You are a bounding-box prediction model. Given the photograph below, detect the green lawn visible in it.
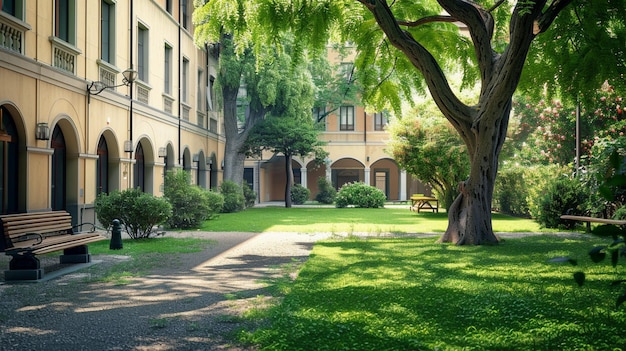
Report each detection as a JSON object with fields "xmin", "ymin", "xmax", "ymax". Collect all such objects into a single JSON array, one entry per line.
[
  {"xmin": 243, "ymin": 235, "xmax": 626, "ymax": 350},
  {"xmin": 200, "ymin": 207, "xmax": 558, "ymax": 234}
]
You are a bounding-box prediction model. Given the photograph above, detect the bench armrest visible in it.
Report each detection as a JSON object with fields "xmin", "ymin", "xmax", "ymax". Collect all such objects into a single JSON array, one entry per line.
[
  {"xmin": 13, "ymin": 232, "xmax": 43, "ymax": 246},
  {"xmin": 72, "ymin": 222, "xmax": 96, "ymax": 234}
]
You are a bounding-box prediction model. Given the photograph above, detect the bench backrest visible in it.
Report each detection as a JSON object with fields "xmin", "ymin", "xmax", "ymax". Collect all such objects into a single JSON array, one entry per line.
[{"xmin": 0, "ymin": 211, "xmax": 73, "ymax": 252}]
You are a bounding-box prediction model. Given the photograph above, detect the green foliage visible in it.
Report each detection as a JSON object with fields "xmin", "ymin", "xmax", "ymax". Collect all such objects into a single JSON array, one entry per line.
[
  {"xmin": 335, "ymin": 182, "xmax": 386, "ymax": 209},
  {"xmin": 290, "ymin": 184, "xmax": 310, "ymax": 205},
  {"xmin": 219, "ymin": 180, "xmax": 245, "ymax": 213},
  {"xmin": 537, "ymin": 176, "xmax": 588, "ymax": 229},
  {"xmin": 242, "ymin": 182, "xmax": 257, "ymax": 208},
  {"xmin": 94, "ymin": 188, "xmax": 172, "ymax": 239},
  {"xmin": 520, "ymin": 2, "xmax": 626, "ymax": 104},
  {"xmin": 164, "ymin": 170, "xmax": 223, "ymax": 229},
  {"xmin": 494, "ymin": 166, "xmax": 529, "ymax": 217},
  {"xmin": 315, "ymin": 177, "xmax": 336, "ymax": 204},
  {"xmin": 387, "ymin": 109, "xmax": 469, "ymax": 210}
]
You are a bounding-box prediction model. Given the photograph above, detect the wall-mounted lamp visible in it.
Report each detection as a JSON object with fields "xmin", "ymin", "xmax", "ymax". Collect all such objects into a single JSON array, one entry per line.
[
  {"xmin": 193, "ymin": 153, "xmax": 200, "ymax": 163},
  {"xmin": 221, "ymin": 160, "xmax": 225, "ymax": 170},
  {"xmin": 206, "ymin": 159, "xmax": 213, "ymax": 165},
  {"xmin": 87, "ymin": 68, "xmax": 138, "ymax": 98},
  {"xmin": 124, "ymin": 140, "xmax": 133, "ymax": 153},
  {"xmin": 35, "ymin": 122, "xmax": 50, "ymax": 140},
  {"xmin": 158, "ymin": 147, "xmax": 167, "ymax": 158}
]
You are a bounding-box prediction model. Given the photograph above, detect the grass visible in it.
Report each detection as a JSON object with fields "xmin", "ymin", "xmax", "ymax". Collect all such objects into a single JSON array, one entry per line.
[
  {"xmin": 241, "ymin": 235, "xmax": 626, "ymax": 350},
  {"xmin": 200, "ymin": 207, "xmax": 557, "ymax": 234},
  {"xmin": 86, "ymin": 237, "xmax": 216, "ymax": 284}
]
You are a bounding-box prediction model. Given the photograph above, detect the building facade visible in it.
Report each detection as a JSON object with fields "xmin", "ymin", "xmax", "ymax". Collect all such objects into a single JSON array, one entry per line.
[
  {"xmin": 0, "ymin": 1, "xmax": 223, "ymax": 223},
  {"xmin": 245, "ymin": 47, "xmax": 430, "ymax": 203}
]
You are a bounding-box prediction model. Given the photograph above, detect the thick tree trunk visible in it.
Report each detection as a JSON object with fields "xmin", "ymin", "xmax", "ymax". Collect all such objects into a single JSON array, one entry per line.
[
  {"xmin": 221, "ymin": 80, "xmax": 246, "ymax": 186},
  {"xmin": 439, "ymin": 103, "xmax": 511, "ymax": 245},
  {"xmin": 285, "ymin": 154, "xmax": 293, "ymax": 208}
]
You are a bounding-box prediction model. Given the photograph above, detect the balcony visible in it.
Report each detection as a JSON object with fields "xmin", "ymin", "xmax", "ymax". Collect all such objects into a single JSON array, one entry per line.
[{"xmin": 0, "ymin": 12, "xmax": 30, "ymax": 54}]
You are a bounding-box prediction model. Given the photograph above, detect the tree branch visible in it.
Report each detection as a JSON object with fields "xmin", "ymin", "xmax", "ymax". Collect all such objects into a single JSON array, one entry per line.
[
  {"xmin": 360, "ymin": 0, "xmax": 474, "ymax": 123},
  {"xmin": 536, "ymin": 0, "xmax": 575, "ymax": 34}
]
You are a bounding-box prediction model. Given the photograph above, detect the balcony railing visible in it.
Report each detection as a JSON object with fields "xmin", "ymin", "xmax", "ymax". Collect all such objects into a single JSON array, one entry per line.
[{"xmin": 0, "ymin": 12, "xmax": 29, "ymax": 54}]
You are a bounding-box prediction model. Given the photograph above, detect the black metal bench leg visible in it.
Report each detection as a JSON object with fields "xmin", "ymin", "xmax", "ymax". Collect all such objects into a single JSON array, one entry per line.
[
  {"xmin": 5, "ymin": 254, "xmax": 43, "ymax": 280},
  {"xmin": 60, "ymin": 245, "xmax": 92, "ymax": 264}
]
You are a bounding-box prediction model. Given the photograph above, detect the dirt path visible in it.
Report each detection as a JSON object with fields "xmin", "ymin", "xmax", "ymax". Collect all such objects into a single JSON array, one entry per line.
[{"xmin": 0, "ymin": 231, "xmax": 330, "ymax": 351}]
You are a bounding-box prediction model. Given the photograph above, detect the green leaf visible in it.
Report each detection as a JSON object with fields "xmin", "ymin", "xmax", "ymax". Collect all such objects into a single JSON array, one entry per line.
[{"xmin": 573, "ymin": 271, "xmax": 586, "ymax": 287}]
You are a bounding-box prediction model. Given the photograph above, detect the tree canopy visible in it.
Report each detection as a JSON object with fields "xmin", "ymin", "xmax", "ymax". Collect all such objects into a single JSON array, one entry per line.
[{"xmin": 194, "ymin": 0, "xmax": 626, "ymax": 244}]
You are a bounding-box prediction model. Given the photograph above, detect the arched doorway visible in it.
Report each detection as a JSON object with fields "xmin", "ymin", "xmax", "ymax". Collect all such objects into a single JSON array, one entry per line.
[
  {"xmin": 96, "ymin": 136, "xmax": 109, "ymax": 195},
  {"xmin": 0, "ymin": 106, "xmax": 20, "ymax": 214},
  {"xmin": 134, "ymin": 142, "xmax": 145, "ymax": 191},
  {"xmin": 51, "ymin": 125, "xmax": 67, "ymax": 210}
]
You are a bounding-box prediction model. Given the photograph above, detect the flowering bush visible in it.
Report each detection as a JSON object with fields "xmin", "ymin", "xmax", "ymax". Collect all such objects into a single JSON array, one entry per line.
[{"xmin": 335, "ymin": 182, "xmax": 386, "ymax": 208}]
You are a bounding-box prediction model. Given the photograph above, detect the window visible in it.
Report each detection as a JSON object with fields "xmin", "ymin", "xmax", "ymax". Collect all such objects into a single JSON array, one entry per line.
[
  {"xmin": 166, "ymin": 0, "xmax": 173, "ymax": 14},
  {"xmin": 55, "ymin": 0, "xmax": 76, "ymax": 44},
  {"xmin": 2, "ymin": 0, "xmax": 23, "ymax": 18},
  {"xmin": 137, "ymin": 24, "xmax": 148, "ymax": 82},
  {"xmin": 164, "ymin": 45, "xmax": 172, "ymax": 95},
  {"xmin": 182, "ymin": 58, "xmax": 189, "ymax": 103},
  {"xmin": 101, "ymin": 0, "xmax": 115, "ymax": 63},
  {"xmin": 340, "ymin": 106, "xmax": 355, "ymax": 131},
  {"xmin": 182, "ymin": 0, "xmax": 190, "ymax": 29},
  {"xmin": 339, "ymin": 62, "xmax": 354, "ymax": 83},
  {"xmin": 374, "ymin": 112, "xmax": 387, "ymax": 131},
  {"xmin": 197, "ymin": 69, "xmax": 204, "ymax": 111}
]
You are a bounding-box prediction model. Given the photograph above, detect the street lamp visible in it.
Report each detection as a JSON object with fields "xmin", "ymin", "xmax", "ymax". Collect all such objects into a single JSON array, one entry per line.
[
  {"xmin": 87, "ymin": 68, "xmax": 138, "ymax": 156},
  {"xmin": 87, "ymin": 68, "xmax": 138, "ymax": 99}
]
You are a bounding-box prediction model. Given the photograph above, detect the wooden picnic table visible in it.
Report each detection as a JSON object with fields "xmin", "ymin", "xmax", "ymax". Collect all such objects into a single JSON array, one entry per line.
[{"xmin": 410, "ymin": 195, "xmax": 439, "ymax": 213}]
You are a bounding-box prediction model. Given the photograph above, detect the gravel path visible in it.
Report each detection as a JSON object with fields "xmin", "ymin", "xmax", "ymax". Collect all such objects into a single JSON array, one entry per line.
[{"xmin": 0, "ymin": 231, "xmax": 332, "ymax": 351}]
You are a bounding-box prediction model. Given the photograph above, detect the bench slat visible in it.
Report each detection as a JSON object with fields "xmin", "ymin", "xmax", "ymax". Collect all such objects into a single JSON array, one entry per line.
[
  {"xmin": 31, "ymin": 235, "xmax": 106, "ymax": 255},
  {"xmin": 560, "ymin": 215, "xmax": 626, "ymax": 226}
]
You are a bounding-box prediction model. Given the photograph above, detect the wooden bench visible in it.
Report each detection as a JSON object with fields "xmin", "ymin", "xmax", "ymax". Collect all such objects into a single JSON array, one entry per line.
[
  {"xmin": 1, "ymin": 211, "xmax": 107, "ymax": 280},
  {"xmin": 560, "ymin": 215, "xmax": 626, "ymax": 233}
]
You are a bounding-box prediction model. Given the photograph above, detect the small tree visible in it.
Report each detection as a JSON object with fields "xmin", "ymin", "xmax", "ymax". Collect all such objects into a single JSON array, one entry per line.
[
  {"xmin": 247, "ymin": 115, "xmax": 327, "ymax": 208},
  {"xmin": 387, "ymin": 111, "xmax": 469, "ymax": 210}
]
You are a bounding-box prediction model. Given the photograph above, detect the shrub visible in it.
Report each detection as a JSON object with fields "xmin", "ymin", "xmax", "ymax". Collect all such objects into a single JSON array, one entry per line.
[
  {"xmin": 335, "ymin": 182, "xmax": 386, "ymax": 208},
  {"xmin": 164, "ymin": 170, "xmax": 223, "ymax": 229},
  {"xmin": 537, "ymin": 176, "xmax": 588, "ymax": 229},
  {"xmin": 243, "ymin": 182, "xmax": 257, "ymax": 208},
  {"xmin": 205, "ymin": 190, "xmax": 225, "ymax": 217},
  {"xmin": 94, "ymin": 188, "xmax": 172, "ymax": 239},
  {"xmin": 291, "ymin": 184, "xmax": 310, "ymax": 205},
  {"xmin": 315, "ymin": 177, "xmax": 336, "ymax": 204},
  {"xmin": 219, "ymin": 180, "xmax": 245, "ymax": 213},
  {"xmin": 494, "ymin": 167, "xmax": 529, "ymax": 216}
]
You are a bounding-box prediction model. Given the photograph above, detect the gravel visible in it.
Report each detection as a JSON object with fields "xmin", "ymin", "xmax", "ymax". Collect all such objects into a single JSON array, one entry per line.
[{"xmin": 0, "ymin": 231, "xmax": 331, "ymax": 351}]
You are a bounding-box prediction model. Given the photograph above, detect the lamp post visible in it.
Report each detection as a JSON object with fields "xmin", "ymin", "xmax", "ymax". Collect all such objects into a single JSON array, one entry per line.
[{"xmin": 87, "ymin": 68, "xmax": 138, "ymax": 155}]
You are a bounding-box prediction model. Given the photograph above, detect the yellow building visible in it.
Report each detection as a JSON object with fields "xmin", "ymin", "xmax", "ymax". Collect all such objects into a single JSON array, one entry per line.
[
  {"xmin": 0, "ymin": 1, "xmax": 223, "ymax": 223},
  {"xmin": 245, "ymin": 47, "xmax": 430, "ymax": 203}
]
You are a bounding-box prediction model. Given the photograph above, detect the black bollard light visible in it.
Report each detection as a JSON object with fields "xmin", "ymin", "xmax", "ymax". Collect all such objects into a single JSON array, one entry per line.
[{"xmin": 110, "ymin": 219, "xmax": 123, "ymax": 250}]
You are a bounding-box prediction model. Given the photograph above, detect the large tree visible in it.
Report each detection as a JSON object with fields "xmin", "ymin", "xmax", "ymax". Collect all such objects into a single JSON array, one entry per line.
[{"xmin": 198, "ymin": 0, "xmax": 625, "ymax": 244}]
